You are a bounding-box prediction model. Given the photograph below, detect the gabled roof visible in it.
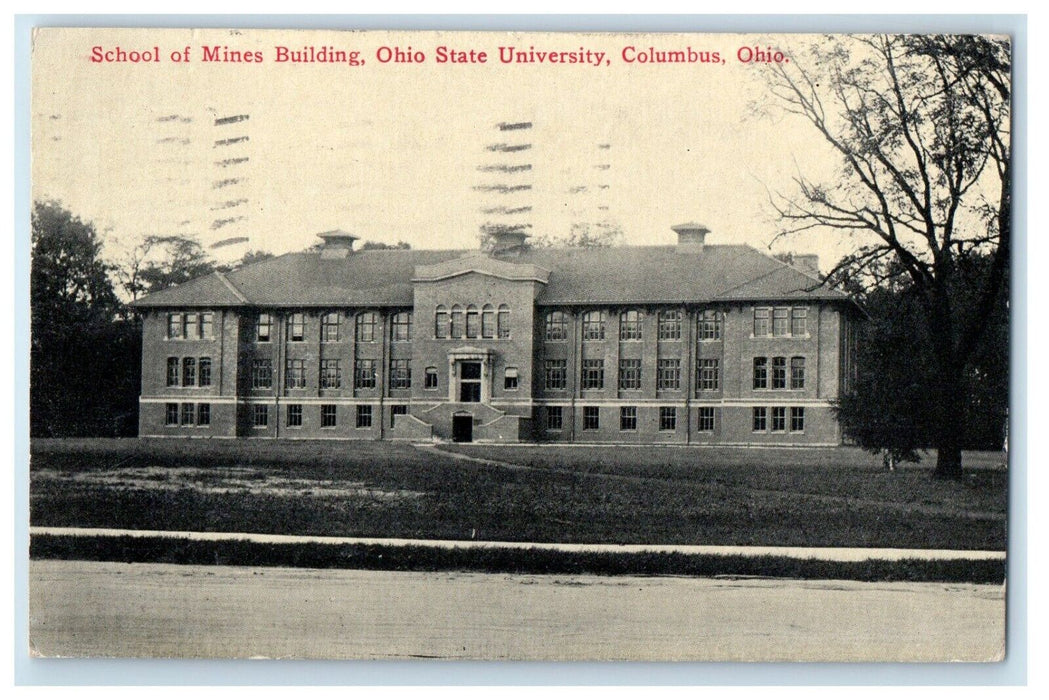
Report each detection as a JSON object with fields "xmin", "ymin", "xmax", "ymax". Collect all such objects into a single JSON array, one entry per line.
[{"xmin": 131, "ymin": 243, "xmax": 851, "ymax": 309}]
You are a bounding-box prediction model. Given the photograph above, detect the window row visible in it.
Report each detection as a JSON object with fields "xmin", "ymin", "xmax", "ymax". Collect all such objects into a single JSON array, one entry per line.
[
  {"xmin": 434, "ymin": 305, "xmax": 510, "ymax": 340},
  {"xmin": 544, "ymin": 309, "xmax": 724, "ymax": 342},
  {"xmin": 753, "ymin": 357, "xmax": 806, "ymax": 390},
  {"xmin": 753, "ymin": 307, "xmax": 808, "ymax": 337},
  {"xmin": 545, "ymin": 405, "xmax": 716, "ymax": 432},
  {"xmin": 250, "ymin": 403, "xmax": 407, "ymax": 429},
  {"xmin": 164, "ymin": 402, "xmax": 211, "ymax": 426},
  {"xmin": 254, "ymin": 311, "xmax": 412, "ymax": 343},
  {"xmin": 543, "ymin": 358, "xmax": 721, "ymax": 391},
  {"xmin": 167, "ymin": 312, "xmax": 214, "ymax": 340},
  {"xmin": 166, "ymin": 357, "xmax": 212, "ymax": 387},
  {"xmin": 752, "ymin": 406, "xmax": 806, "ymax": 433}
]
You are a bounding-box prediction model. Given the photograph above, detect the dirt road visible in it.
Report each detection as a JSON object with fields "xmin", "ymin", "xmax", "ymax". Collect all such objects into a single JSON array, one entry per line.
[{"xmin": 29, "ymin": 560, "xmax": 1005, "ymax": 661}]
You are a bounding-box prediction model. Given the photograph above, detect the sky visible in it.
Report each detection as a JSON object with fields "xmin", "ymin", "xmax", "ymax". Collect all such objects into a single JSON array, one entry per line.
[{"xmin": 32, "ymin": 28, "xmax": 849, "ymax": 267}]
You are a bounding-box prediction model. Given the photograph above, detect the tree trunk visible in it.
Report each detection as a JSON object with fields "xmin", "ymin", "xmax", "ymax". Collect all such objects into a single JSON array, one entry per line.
[{"xmin": 929, "ymin": 285, "xmax": 966, "ymax": 479}]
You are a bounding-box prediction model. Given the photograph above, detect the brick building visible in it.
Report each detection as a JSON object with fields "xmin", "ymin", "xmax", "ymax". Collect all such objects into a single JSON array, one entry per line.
[{"xmin": 131, "ymin": 224, "xmax": 860, "ymax": 445}]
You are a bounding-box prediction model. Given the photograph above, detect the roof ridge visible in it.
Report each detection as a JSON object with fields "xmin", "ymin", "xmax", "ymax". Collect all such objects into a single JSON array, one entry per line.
[{"xmin": 213, "ymin": 270, "xmax": 250, "ymax": 304}]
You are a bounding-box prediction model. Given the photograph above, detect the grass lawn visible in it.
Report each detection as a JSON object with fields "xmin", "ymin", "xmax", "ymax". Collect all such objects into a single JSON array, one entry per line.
[{"xmin": 30, "ymin": 438, "xmax": 1007, "ymax": 551}]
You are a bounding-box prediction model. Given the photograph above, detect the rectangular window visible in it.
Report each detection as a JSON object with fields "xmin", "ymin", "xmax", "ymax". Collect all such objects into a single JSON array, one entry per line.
[
  {"xmin": 752, "ymin": 407, "xmax": 767, "ymax": 432},
  {"xmin": 321, "ymin": 359, "xmax": 342, "ymax": 389},
  {"xmin": 180, "ymin": 403, "xmax": 195, "ymax": 426},
  {"xmin": 771, "ymin": 406, "xmax": 787, "ymax": 432},
  {"xmin": 183, "ymin": 312, "xmax": 199, "ymax": 340},
  {"xmin": 166, "ymin": 357, "xmax": 179, "ymax": 387},
  {"xmin": 256, "ymin": 313, "xmax": 272, "ymax": 342},
  {"xmin": 198, "ymin": 357, "xmax": 212, "ymax": 387},
  {"xmin": 252, "ymin": 404, "xmax": 268, "ymax": 428},
  {"xmin": 165, "ymin": 403, "xmax": 179, "ymax": 426},
  {"xmin": 657, "ymin": 359, "xmax": 681, "ymax": 390},
  {"xmin": 545, "ymin": 312, "xmax": 569, "ymax": 342},
  {"xmin": 753, "ymin": 357, "xmax": 768, "ymax": 389},
  {"xmin": 197, "ymin": 403, "xmax": 211, "ymax": 426},
  {"xmin": 356, "ymin": 405, "xmax": 373, "ymax": 428},
  {"xmin": 167, "ymin": 313, "xmax": 182, "ymax": 339},
  {"xmin": 699, "ymin": 310, "xmax": 721, "ymax": 341},
  {"xmin": 321, "ymin": 404, "xmax": 337, "ymax": 428},
  {"xmin": 583, "ymin": 406, "xmax": 600, "ymax": 430},
  {"xmin": 581, "ymin": 359, "xmax": 604, "ymax": 390},
  {"xmin": 658, "ymin": 310, "xmax": 682, "ymax": 340},
  {"xmin": 791, "ymin": 407, "xmax": 805, "ymax": 432},
  {"xmin": 251, "ymin": 359, "xmax": 272, "ymax": 389},
  {"xmin": 390, "ymin": 359, "xmax": 411, "ymax": 390},
  {"xmin": 791, "ymin": 307, "xmax": 808, "ymax": 336},
  {"xmin": 582, "ymin": 312, "xmax": 606, "ymax": 341},
  {"xmin": 286, "ymin": 404, "xmax": 303, "ymax": 427},
  {"xmin": 321, "ymin": 313, "xmax": 340, "ymax": 343},
  {"xmin": 620, "ymin": 406, "xmax": 637, "ymax": 431},
  {"xmin": 773, "ymin": 308, "xmax": 790, "ymax": 337},
  {"xmin": 424, "ymin": 367, "xmax": 439, "ymax": 390},
  {"xmin": 504, "ymin": 367, "xmax": 519, "ymax": 390},
  {"xmin": 392, "ymin": 312, "xmax": 412, "ymax": 342},
  {"xmin": 391, "ymin": 404, "xmax": 408, "ymax": 427},
  {"xmin": 182, "ymin": 357, "xmax": 196, "ymax": 387},
  {"xmin": 698, "ymin": 359, "xmax": 720, "ymax": 390},
  {"xmin": 754, "ymin": 307, "xmax": 770, "ymax": 337},
  {"xmin": 546, "ymin": 406, "xmax": 563, "ymax": 431},
  {"xmin": 545, "ymin": 360, "xmax": 567, "ymax": 390},
  {"xmin": 772, "ymin": 357, "xmax": 787, "ymax": 389},
  {"xmin": 288, "ymin": 313, "xmax": 306, "ymax": 342},
  {"xmin": 355, "ymin": 359, "xmax": 376, "ymax": 389},
  {"xmin": 200, "ymin": 312, "xmax": 213, "ymax": 339},
  {"xmin": 791, "ymin": 357, "xmax": 806, "ymax": 389},
  {"xmin": 620, "ymin": 311, "xmax": 643, "ymax": 341},
  {"xmin": 659, "ymin": 407, "xmax": 677, "ymax": 431},
  {"xmin": 619, "ymin": 359, "xmax": 642, "ymax": 390},
  {"xmin": 357, "ymin": 312, "xmax": 378, "ymax": 342},
  {"xmin": 285, "ymin": 359, "xmax": 306, "ymax": 389},
  {"xmin": 698, "ymin": 407, "xmax": 715, "ymax": 432}
]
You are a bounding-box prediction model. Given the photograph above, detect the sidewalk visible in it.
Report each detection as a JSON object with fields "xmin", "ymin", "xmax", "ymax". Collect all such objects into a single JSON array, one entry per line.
[{"xmin": 30, "ymin": 526, "xmax": 1006, "ymax": 562}]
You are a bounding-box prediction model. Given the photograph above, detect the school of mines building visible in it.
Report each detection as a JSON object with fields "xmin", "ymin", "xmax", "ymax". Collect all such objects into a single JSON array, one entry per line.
[{"xmin": 131, "ymin": 224, "xmax": 860, "ymax": 445}]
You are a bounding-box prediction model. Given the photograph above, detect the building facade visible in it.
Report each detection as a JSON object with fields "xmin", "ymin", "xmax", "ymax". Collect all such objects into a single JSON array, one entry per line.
[{"xmin": 132, "ymin": 224, "xmax": 860, "ymax": 445}]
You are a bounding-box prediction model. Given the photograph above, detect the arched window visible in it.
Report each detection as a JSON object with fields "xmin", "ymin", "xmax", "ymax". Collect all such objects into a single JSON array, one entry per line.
[
  {"xmin": 620, "ymin": 309, "xmax": 643, "ymax": 341},
  {"xmin": 356, "ymin": 311, "xmax": 377, "ymax": 342},
  {"xmin": 482, "ymin": 304, "xmax": 495, "ymax": 338},
  {"xmin": 391, "ymin": 311, "xmax": 412, "ymax": 342},
  {"xmin": 545, "ymin": 311, "xmax": 568, "ymax": 342},
  {"xmin": 450, "ymin": 305, "xmax": 464, "ymax": 339},
  {"xmin": 582, "ymin": 310, "xmax": 606, "ymax": 341},
  {"xmin": 657, "ymin": 309, "xmax": 682, "ymax": 340},
  {"xmin": 466, "ymin": 305, "xmax": 480, "ymax": 339},
  {"xmin": 497, "ymin": 305, "xmax": 510, "ymax": 338},
  {"xmin": 435, "ymin": 305, "xmax": 448, "ymax": 339},
  {"xmin": 321, "ymin": 312, "xmax": 341, "ymax": 343}
]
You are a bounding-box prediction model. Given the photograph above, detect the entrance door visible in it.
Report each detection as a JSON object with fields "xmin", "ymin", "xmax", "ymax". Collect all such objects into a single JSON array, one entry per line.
[
  {"xmin": 452, "ymin": 415, "xmax": 473, "ymax": 443},
  {"xmin": 458, "ymin": 361, "xmax": 482, "ymax": 402}
]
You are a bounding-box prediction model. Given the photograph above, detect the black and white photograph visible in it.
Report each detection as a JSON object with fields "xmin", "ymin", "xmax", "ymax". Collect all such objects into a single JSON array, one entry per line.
[{"xmin": 26, "ymin": 26, "xmax": 1012, "ymax": 664}]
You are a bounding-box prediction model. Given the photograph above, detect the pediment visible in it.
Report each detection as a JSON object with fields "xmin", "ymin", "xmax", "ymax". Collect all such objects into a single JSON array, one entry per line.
[{"xmin": 413, "ymin": 253, "xmax": 549, "ymax": 284}]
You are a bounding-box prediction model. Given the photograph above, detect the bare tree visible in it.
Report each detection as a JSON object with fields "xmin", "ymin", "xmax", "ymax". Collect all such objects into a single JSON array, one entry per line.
[{"xmin": 761, "ymin": 34, "xmax": 1010, "ymax": 477}]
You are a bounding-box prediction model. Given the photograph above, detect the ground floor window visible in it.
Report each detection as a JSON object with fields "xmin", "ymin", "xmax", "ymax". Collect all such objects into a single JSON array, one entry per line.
[
  {"xmin": 546, "ymin": 406, "xmax": 563, "ymax": 431},
  {"xmin": 286, "ymin": 403, "xmax": 303, "ymax": 428},
  {"xmin": 321, "ymin": 404, "xmax": 337, "ymax": 428},
  {"xmin": 165, "ymin": 403, "xmax": 179, "ymax": 426},
  {"xmin": 791, "ymin": 407, "xmax": 805, "ymax": 432},
  {"xmin": 253, "ymin": 404, "xmax": 269, "ymax": 428},
  {"xmin": 620, "ymin": 406, "xmax": 637, "ymax": 431},
  {"xmin": 197, "ymin": 403, "xmax": 210, "ymax": 426},
  {"xmin": 697, "ymin": 407, "xmax": 715, "ymax": 432},
  {"xmin": 391, "ymin": 404, "xmax": 408, "ymax": 427},
  {"xmin": 752, "ymin": 407, "xmax": 767, "ymax": 432},
  {"xmin": 424, "ymin": 367, "xmax": 438, "ymax": 390},
  {"xmin": 771, "ymin": 406, "xmax": 787, "ymax": 432},
  {"xmin": 583, "ymin": 406, "xmax": 600, "ymax": 430},
  {"xmin": 357, "ymin": 404, "xmax": 373, "ymax": 428},
  {"xmin": 659, "ymin": 406, "xmax": 677, "ymax": 431},
  {"xmin": 180, "ymin": 403, "xmax": 195, "ymax": 426}
]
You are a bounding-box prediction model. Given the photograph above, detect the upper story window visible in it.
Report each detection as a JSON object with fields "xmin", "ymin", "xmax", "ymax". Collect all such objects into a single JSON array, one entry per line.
[
  {"xmin": 754, "ymin": 308, "xmax": 770, "ymax": 337},
  {"xmin": 791, "ymin": 308, "xmax": 808, "ymax": 336},
  {"xmin": 620, "ymin": 310, "xmax": 643, "ymax": 341},
  {"xmin": 199, "ymin": 313, "xmax": 213, "ymax": 339},
  {"xmin": 285, "ymin": 359, "xmax": 306, "ymax": 389},
  {"xmin": 287, "ymin": 313, "xmax": 306, "ymax": 342},
  {"xmin": 435, "ymin": 305, "xmax": 449, "ymax": 339},
  {"xmin": 545, "ymin": 359, "xmax": 567, "ymax": 390},
  {"xmin": 450, "ymin": 305, "xmax": 464, "ymax": 339},
  {"xmin": 356, "ymin": 311, "xmax": 377, "ymax": 343},
  {"xmin": 753, "ymin": 306, "xmax": 809, "ymax": 338},
  {"xmin": 619, "ymin": 359, "xmax": 642, "ymax": 390},
  {"xmin": 389, "ymin": 359, "xmax": 411, "ymax": 390},
  {"xmin": 545, "ymin": 311, "xmax": 569, "ymax": 342},
  {"xmin": 497, "ymin": 305, "xmax": 510, "ymax": 339},
  {"xmin": 391, "ymin": 311, "xmax": 412, "ymax": 342},
  {"xmin": 791, "ymin": 356, "xmax": 806, "ymax": 389},
  {"xmin": 256, "ymin": 313, "xmax": 272, "ymax": 342},
  {"xmin": 482, "ymin": 305, "xmax": 496, "ymax": 338},
  {"xmin": 699, "ymin": 310, "xmax": 721, "ymax": 341},
  {"xmin": 582, "ymin": 310, "xmax": 606, "ymax": 341},
  {"xmin": 773, "ymin": 308, "xmax": 790, "ymax": 337},
  {"xmin": 772, "ymin": 356, "xmax": 788, "ymax": 389},
  {"xmin": 753, "ymin": 357, "xmax": 768, "ymax": 389},
  {"xmin": 167, "ymin": 312, "xmax": 214, "ymax": 340},
  {"xmin": 424, "ymin": 366, "xmax": 439, "ymax": 390},
  {"xmin": 321, "ymin": 313, "xmax": 340, "ymax": 343},
  {"xmin": 183, "ymin": 312, "xmax": 199, "ymax": 340},
  {"xmin": 167, "ymin": 314, "xmax": 182, "ymax": 339},
  {"xmin": 658, "ymin": 310, "xmax": 682, "ymax": 340},
  {"xmin": 466, "ymin": 305, "xmax": 480, "ymax": 339},
  {"xmin": 504, "ymin": 367, "xmax": 519, "ymax": 390}
]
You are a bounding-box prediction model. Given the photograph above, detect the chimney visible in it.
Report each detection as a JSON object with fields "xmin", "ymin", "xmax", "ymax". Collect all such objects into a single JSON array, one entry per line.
[
  {"xmin": 316, "ymin": 230, "xmax": 359, "ymax": 259},
  {"xmin": 792, "ymin": 254, "xmax": 820, "ymax": 278},
  {"xmin": 485, "ymin": 226, "xmax": 531, "ymax": 256},
  {"xmin": 672, "ymin": 222, "xmax": 709, "ymax": 252}
]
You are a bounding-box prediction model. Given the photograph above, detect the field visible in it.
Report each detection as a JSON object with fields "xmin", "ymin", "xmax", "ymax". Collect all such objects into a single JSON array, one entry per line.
[{"xmin": 30, "ymin": 438, "xmax": 1008, "ymax": 551}]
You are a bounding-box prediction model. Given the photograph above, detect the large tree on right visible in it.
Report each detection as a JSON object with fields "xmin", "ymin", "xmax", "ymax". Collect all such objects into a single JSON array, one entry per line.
[{"xmin": 763, "ymin": 35, "xmax": 1010, "ymax": 478}]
